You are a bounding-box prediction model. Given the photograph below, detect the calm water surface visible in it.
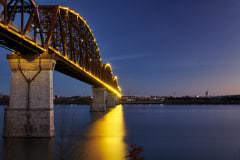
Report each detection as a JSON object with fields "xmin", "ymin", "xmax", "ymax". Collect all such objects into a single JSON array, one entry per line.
[{"xmin": 1, "ymin": 105, "xmax": 240, "ymax": 160}]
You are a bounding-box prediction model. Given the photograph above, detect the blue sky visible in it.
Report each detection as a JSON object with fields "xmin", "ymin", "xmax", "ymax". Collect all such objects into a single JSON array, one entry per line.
[{"xmin": 1, "ymin": 0, "xmax": 240, "ymax": 96}]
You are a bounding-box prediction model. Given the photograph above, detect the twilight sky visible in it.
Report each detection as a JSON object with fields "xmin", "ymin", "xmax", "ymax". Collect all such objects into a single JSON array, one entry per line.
[{"xmin": 1, "ymin": 0, "xmax": 240, "ymax": 96}]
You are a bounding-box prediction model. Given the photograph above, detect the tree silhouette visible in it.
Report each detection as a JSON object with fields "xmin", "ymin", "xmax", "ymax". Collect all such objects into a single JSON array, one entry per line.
[{"xmin": 125, "ymin": 144, "xmax": 144, "ymax": 160}]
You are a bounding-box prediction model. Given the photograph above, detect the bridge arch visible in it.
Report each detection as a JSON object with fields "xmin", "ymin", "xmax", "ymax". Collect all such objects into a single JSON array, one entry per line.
[
  {"xmin": 0, "ymin": 1, "xmax": 121, "ymax": 96},
  {"xmin": 0, "ymin": 0, "xmax": 122, "ymax": 138}
]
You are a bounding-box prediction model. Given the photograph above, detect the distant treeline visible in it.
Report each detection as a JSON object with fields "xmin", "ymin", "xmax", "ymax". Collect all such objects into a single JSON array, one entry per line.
[
  {"xmin": 121, "ymin": 95, "xmax": 240, "ymax": 105},
  {"xmin": 54, "ymin": 96, "xmax": 92, "ymax": 105},
  {"xmin": 164, "ymin": 96, "xmax": 240, "ymax": 105},
  {"xmin": 1, "ymin": 95, "xmax": 240, "ymax": 105},
  {"xmin": 0, "ymin": 95, "xmax": 92, "ymax": 105}
]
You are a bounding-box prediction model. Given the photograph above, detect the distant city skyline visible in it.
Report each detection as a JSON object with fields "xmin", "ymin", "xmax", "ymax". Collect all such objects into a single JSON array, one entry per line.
[{"xmin": 1, "ymin": 0, "xmax": 240, "ymax": 96}]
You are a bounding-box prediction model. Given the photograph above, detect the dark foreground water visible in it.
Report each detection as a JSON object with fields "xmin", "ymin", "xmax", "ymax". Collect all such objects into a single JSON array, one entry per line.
[{"xmin": 1, "ymin": 105, "xmax": 240, "ymax": 160}]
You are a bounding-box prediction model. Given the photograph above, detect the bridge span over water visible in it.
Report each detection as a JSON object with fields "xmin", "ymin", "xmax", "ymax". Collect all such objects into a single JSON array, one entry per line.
[{"xmin": 0, "ymin": 0, "xmax": 122, "ymax": 137}]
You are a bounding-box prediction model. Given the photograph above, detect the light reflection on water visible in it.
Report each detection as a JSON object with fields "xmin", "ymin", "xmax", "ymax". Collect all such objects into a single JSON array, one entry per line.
[
  {"xmin": 0, "ymin": 105, "xmax": 127, "ymax": 160},
  {"xmin": 2, "ymin": 105, "xmax": 240, "ymax": 160},
  {"xmin": 78, "ymin": 105, "xmax": 127, "ymax": 160}
]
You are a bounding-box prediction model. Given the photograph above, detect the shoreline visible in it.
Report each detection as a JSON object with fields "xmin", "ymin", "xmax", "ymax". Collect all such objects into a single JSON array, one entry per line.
[{"xmin": 0, "ymin": 95, "xmax": 240, "ymax": 105}]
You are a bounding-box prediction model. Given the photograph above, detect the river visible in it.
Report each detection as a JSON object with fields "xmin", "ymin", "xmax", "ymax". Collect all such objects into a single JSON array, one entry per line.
[{"xmin": 1, "ymin": 104, "xmax": 240, "ymax": 160}]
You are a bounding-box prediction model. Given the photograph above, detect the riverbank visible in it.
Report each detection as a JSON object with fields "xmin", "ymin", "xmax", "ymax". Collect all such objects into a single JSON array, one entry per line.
[
  {"xmin": 0, "ymin": 95, "xmax": 92, "ymax": 105},
  {"xmin": 121, "ymin": 95, "xmax": 240, "ymax": 105},
  {"xmin": 1, "ymin": 95, "xmax": 240, "ymax": 105}
]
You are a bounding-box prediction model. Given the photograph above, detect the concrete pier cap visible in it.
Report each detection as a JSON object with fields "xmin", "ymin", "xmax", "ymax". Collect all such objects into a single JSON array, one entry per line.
[{"xmin": 4, "ymin": 53, "xmax": 56, "ymax": 138}]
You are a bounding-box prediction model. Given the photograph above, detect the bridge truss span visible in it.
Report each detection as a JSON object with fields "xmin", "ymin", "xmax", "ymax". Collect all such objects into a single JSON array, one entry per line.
[{"xmin": 0, "ymin": 0, "xmax": 121, "ymax": 97}]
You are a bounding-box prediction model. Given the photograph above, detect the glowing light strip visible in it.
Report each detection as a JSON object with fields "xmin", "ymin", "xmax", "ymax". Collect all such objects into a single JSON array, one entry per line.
[
  {"xmin": 0, "ymin": 13, "xmax": 121, "ymax": 98},
  {"xmin": 58, "ymin": 6, "xmax": 100, "ymax": 53},
  {"xmin": 0, "ymin": 22, "xmax": 46, "ymax": 52},
  {"xmin": 56, "ymin": 6, "xmax": 121, "ymax": 97},
  {"xmin": 49, "ymin": 47, "xmax": 122, "ymax": 98},
  {"xmin": 104, "ymin": 63, "xmax": 112, "ymax": 70}
]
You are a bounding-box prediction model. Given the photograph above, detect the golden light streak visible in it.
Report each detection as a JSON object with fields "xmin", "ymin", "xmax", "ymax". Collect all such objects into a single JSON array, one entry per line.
[
  {"xmin": 0, "ymin": 7, "xmax": 121, "ymax": 98},
  {"xmin": 58, "ymin": 6, "xmax": 101, "ymax": 54},
  {"xmin": 118, "ymin": 86, "xmax": 122, "ymax": 92},
  {"xmin": 0, "ymin": 22, "xmax": 46, "ymax": 52},
  {"xmin": 55, "ymin": 6, "xmax": 122, "ymax": 97},
  {"xmin": 80, "ymin": 105, "xmax": 127, "ymax": 160},
  {"xmin": 49, "ymin": 47, "xmax": 122, "ymax": 98},
  {"xmin": 104, "ymin": 63, "xmax": 112, "ymax": 70}
]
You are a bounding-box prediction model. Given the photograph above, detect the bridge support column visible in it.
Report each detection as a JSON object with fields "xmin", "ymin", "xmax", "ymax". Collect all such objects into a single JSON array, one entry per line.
[
  {"xmin": 4, "ymin": 54, "xmax": 55, "ymax": 138},
  {"xmin": 106, "ymin": 92, "xmax": 119, "ymax": 107},
  {"xmin": 91, "ymin": 87, "xmax": 106, "ymax": 112}
]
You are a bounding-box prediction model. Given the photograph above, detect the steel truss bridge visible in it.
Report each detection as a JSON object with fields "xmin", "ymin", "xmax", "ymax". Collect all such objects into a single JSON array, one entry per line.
[{"xmin": 0, "ymin": 0, "xmax": 121, "ymax": 97}]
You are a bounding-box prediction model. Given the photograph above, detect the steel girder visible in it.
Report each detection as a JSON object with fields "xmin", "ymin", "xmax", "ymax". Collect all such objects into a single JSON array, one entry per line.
[{"xmin": 0, "ymin": 0, "xmax": 121, "ymax": 97}]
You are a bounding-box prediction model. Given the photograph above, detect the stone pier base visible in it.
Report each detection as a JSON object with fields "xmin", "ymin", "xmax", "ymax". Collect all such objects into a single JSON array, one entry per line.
[
  {"xmin": 4, "ymin": 109, "xmax": 54, "ymax": 137},
  {"xmin": 4, "ymin": 54, "xmax": 55, "ymax": 138},
  {"xmin": 91, "ymin": 87, "xmax": 106, "ymax": 112}
]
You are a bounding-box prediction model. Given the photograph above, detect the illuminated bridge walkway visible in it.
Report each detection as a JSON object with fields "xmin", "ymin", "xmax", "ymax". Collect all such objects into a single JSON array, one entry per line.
[{"xmin": 0, "ymin": 0, "xmax": 121, "ymax": 137}]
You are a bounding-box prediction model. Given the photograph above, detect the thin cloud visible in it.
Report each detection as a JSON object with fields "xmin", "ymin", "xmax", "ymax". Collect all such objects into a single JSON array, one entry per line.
[{"xmin": 105, "ymin": 53, "xmax": 149, "ymax": 62}]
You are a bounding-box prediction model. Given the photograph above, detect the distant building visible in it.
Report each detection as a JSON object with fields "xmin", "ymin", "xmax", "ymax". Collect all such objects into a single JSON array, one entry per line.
[{"xmin": 205, "ymin": 90, "xmax": 209, "ymax": 97}]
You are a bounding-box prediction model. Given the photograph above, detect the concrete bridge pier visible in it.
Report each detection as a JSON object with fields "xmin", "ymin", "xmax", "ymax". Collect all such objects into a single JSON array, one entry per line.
[
  {"xmin": 4, "ymin": 54, "xmax": 55, "ymax": 138},
  {"xmin": 106, "ymin": 92, "xmax": 119, "ymax": 107},
  {"xmin": 91, "ymin": 87, "xmax": 107, "ymax": 112}
]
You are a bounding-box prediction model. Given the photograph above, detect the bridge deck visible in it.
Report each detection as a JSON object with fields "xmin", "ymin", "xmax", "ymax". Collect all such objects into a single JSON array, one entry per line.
[{"xmin": 0, "ymin": 3, "xmax": 121, "ymax": 97}]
